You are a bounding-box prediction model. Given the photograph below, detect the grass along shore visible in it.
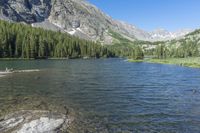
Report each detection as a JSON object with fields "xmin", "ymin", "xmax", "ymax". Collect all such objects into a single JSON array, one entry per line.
[{"xmin": 129, "ymin": 57, "xmax": 200, "ymax": 68}]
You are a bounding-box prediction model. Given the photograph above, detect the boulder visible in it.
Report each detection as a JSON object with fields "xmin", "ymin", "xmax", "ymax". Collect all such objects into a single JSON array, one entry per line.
[{"xmin": 0, "ymin": 110, "xmax": 70, "ymax": 133}]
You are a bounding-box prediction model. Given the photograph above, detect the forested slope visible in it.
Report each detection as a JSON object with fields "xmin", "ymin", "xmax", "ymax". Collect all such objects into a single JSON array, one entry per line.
[
  {"xmin": 153, "ymin": 29, "xmax": 200, "ymax": 59},
  {"xmin": 0, "ymin": 20, "xmax": 144, "ymax": 59}
]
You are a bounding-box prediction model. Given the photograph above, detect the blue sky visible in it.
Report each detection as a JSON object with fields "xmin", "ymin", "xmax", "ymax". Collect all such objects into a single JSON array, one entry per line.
[{"xmin": 87, "ymin": 0, "xmax": 200, "ymax": 31}]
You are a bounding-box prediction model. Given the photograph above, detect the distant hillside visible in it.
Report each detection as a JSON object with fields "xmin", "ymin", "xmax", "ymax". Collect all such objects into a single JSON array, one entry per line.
[{"xmin": 152, "ymin": 29, "xmax": 200, "ymax": 58}]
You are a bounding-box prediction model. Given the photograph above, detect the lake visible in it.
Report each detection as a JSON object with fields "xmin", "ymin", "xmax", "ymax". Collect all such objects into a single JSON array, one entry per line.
[{"xmin": 0, "ymin": 58, "xmax": 200, "ymax": 133}]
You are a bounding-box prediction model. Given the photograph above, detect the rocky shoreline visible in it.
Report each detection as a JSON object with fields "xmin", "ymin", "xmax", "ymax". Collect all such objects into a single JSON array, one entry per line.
[
  {"xmin": 0, "ymin": 69, "xmax": 77, "ymax": 133},
  {"xmin": 0, "ymin": 94, "xmax": 75, "ymax": 133},
  {"xmin": 0, "ymin": 110, "xmax": 71, "ymax": 133}
]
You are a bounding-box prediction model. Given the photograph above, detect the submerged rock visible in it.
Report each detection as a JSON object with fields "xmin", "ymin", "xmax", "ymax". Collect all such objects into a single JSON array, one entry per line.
[
  {"xmin": 0, "ymin": 110, "xmax": 70, "ymax": 133},
  {"xmin": 0, "ymin": 116, "xmax": 24, "ymax": 132},
  {"xmin": 17, "ymin": 117, "xmax": 64, "ymax": 133},
  {"xmin": 0, "ymin": 69, "xmax": 40, "ymax": 79},
  {"xmin": 0, "ymin": 75, "xmax": 5, "ymax": 78},
  {"xmin": 14, "ymin": 69, "xmax": 40, "ymax": 73}
]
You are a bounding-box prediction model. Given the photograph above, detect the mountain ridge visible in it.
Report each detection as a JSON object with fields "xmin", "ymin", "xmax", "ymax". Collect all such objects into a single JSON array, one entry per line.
[{"xmin": 0, "ymin": 0, "xmax": 193, "ymax": 43}]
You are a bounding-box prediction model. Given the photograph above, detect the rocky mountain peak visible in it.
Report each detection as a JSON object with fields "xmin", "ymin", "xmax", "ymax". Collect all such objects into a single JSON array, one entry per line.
[
  {"xmin": 0, "ymin": 0, "xmax": 193, "ymax": 43},
  {"xmin": 1, "ymin": 0, "xmax": 51, "ymax": 23},
  {"xmin": 149, "ymin": 28, "xmax": 193, "ymax": 41}
]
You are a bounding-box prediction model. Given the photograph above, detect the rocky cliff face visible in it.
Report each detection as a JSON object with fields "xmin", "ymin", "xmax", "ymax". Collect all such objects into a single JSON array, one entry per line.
[
  {"xmin": 0, "ymin": 0, "xmax": 51, "ymax": 23},
  {"xmin": 0, "ymin": 0, "xmax": 192, "ymax": 43}
]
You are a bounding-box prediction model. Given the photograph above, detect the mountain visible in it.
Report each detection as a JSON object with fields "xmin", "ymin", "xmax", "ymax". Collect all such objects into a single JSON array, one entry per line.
[
  {"xmin": 165, "ymin": 29, "xmax": 200, "ymax": 48},
  {"xmin": 0, "ymin": 0, "xmax": 192, "ymax": 43},
  {"xmin": 149, "ymin": 29, "xmax": 200, "ymax": 59},
  {"xmin": 149, "ymin": 28, "xmax": 193, "ymax": 41}
]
